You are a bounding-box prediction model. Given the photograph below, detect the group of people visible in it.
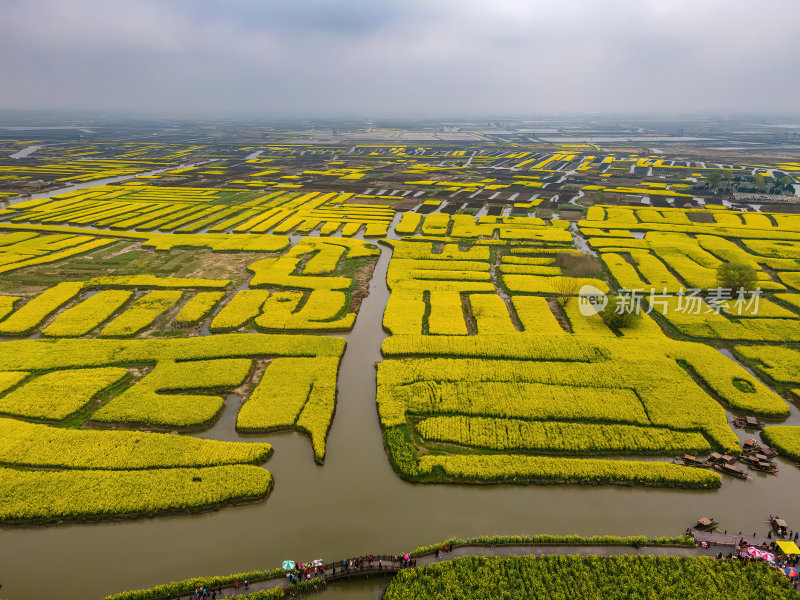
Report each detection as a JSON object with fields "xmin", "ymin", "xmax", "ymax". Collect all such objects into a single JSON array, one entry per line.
[
  {"xmin": 434, "ymin": 544, "xmax": 454, "ymax": 559},
  {"xmin": 287, "ymin": 561, "xmax": 324, "ymax": 583},
  {"xmin": 715, "ymin": 551, "xmax": 799, "ymax": 588},
  {"xmin": 334, "ymin": 554, "xmax": 409, "ymax": 574},
  {"xmin": 189, "ymin": 547, "xmax": 452, "ymax": 598},
  {"xmin": 190, "ymin": 580, "xmax": 247, "ymax": 599},
  {"xmin": 287, "ymin": 554, "xmax": 408, "ymax": 584}
]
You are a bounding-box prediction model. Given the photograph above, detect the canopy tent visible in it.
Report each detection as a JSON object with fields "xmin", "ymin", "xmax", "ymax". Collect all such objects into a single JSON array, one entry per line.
[{"xmin": 777, "ymin": 541, "xmax": 800, "ymax": 556}]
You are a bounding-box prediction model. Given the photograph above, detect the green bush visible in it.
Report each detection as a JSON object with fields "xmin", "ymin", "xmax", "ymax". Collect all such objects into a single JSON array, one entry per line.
[
  {"xmin": 103, "ymin": 568, "xmax": 284, "ymax": 600},
  {"xmin": 409, "ymin": 534, "xmax": 694, "ymax": 556}
]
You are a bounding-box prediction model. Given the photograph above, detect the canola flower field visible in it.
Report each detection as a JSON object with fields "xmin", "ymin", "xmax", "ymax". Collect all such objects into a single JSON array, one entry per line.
[
  {"xmin": 0, "ymin": 139, "xmax": 799, "ymax": 527},
  {"xmin": 375, "ymin": 206, "xmax": 798, "ymax": 488},
  {"xmin": 382, "ymin": 555, "xmax": 797, "ymax": 600}
]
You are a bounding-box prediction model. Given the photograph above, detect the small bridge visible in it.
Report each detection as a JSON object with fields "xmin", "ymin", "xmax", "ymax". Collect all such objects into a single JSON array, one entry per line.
[{"xmin": 322, "ymin": 557, "xmax": 407, "ymax": 582}]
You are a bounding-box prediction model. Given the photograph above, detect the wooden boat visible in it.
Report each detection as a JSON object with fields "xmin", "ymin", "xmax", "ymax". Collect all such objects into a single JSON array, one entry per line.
[
  {"xmin": 695, "ymin": 517, "xmax": 718, "ymax": 531},
  {"xmin": 741, "ymin": 456, "xmax": 778, "ymax": 473},
  {"xmin": 742, "ymin": 439, "xmax": 758, "ymax": 453},
  {"xmin": 713, "ymin": 463, "xmax": 749, "ymax": 479},
  {"xmin": 771, "ymin": 517, "xmax": 789, "ymax": 537},
  {"xmin": 707, "ymin": 452, "xmax": 736, "ymax": 465},
  {"xmin": 675, "ymin": 454, "xmax": 708, "ymax": 467},
  {"xmin": 733, "ymin": 416, "xmax": 763, "ymax": 430},
  {"xmin": 741, "ymin": 439, "xmax": 777, "ymax": 457},
  {"xmin": 752, "ymin": 462, "xmax": 778, "ymax": 474},
  {"xmin": 760, "ymin": 447, "xmax": 778, "ymax": 458}
]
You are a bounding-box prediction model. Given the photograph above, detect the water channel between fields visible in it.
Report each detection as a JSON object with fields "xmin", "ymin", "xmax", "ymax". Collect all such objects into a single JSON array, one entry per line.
[{"xmin": 0, "ymin": 204, "xmax": 799, "ymax": 600}]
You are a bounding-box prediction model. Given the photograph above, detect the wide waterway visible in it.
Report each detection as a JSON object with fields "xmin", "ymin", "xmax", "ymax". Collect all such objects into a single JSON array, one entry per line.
[{"xmin": 1, "ymin": 232, "xmax": 800, "ymax": 600}]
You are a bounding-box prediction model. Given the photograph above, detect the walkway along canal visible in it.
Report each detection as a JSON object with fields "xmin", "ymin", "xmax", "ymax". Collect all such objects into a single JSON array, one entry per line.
[{"xmin": 170, "ymin": 543, "xmax": 724, "ymax": 600}]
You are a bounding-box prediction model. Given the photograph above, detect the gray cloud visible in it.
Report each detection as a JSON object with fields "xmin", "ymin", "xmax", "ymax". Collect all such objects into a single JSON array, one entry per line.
[{"xmin": 1, "ymin": 0, "xmax": 798, "ymax": 117}]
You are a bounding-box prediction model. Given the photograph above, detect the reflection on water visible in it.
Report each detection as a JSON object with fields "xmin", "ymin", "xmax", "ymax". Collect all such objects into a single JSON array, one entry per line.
[{"xmin": 9, "ymin": 145, "xmax": 41, "ymax": 159}]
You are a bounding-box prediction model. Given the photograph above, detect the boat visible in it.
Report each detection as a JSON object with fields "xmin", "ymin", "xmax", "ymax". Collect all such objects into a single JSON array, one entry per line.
[
  {"xmin": 741, "ymin": 456, "xmax": 778, "ymax": 473},
  {"xmin": 760, "ymin": 447, "xmax": 779, "ymax": 458},
  {"xmin": 771, "ymin": 517, "xmax": 789, "ymax": 537},
  {"xmin": 741, "ymin": 439, "xmax": 778, "ymax": 457},
  {"xmin": 695, "ymin": 517, "xmax": 718, "ymax": 531},
  {"xmin": 742, "ymin": 439, "xmax": 759, "ymax": 453},
  {"xmin": 675, "ymin": 454, "xmax": 709, "ymax": 467},
  {"xmin": 733, "ymin": 416, "xmax": 763, "ymax": 430},
  {"xmin": 752, "ymin": 462, "xmax": 778, "ymax": 474},
  {"xmin": 707, "ymin": 452, "xmax": 736, "ymax": 465},
  {"xmin": 713, "ymin": 463, "xmax": 749, "ymax": 479},
  {"xmin": 754, "ymin": 453, "xmax": 775, "ymax": 464}
]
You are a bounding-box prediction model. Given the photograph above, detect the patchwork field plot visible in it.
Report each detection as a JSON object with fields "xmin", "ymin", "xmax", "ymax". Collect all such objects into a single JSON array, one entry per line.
[
  {"xmin": 0, "ymin": 223, "xmax": 381, "ymax": 522},
  {"xmin": 0, "ymin": 333, "xmax": 343, "ymax": 522},
  {"xmin": 3, "ymin": 185, "xmax": 396, "ymax": 237},
  {"xmin": 0, "ymin": 232, "xmax": 378, "ymax": 337},
  {"xmin": 580, "ymin": 207, "xmax": 800, "ymax": 343},
  {"xmin": 1, "ymin": 131, "xmax": 799, "ymax": 535},
  {"xmin": 0, "ymin": 230, "xmax": 115, "ymax": 274},
  {"xmin": 375, "ymin": 214, "xmax": 793, "ymax": 488}
]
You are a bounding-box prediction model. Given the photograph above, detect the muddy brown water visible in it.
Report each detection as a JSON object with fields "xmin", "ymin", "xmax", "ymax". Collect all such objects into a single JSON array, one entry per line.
[{"xmin": 2, "ymin": 238, "xmax": 800, "ymax": 600}]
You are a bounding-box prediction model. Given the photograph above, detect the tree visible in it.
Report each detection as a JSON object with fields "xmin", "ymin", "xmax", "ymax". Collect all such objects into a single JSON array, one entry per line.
[
  {"xmin": 601, "ymin": 295, "xmax": 642, "ymax": 329},
  {"xmin": 553, "ymin": 276, "xmax": 581, "ymax": 307},
  {"xmin": 716, "ymin": 262, "xmax": 758, "ymax": 291},
  {"xmin": 707, "ymin": 172, "xmax": 722, "ymax": 188},
  {"xmin": 595, "ymin": 188, "xmax": 605, "ymax": 203},
  {"xmin": 777, "ymin": 175, "xmax": 794, "ymax": 192}
]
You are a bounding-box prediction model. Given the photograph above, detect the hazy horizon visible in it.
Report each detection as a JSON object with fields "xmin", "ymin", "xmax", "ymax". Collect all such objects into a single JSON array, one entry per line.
[{"xmin": 2, "ymin": 0, "xmax": 799, "ymax": 118}]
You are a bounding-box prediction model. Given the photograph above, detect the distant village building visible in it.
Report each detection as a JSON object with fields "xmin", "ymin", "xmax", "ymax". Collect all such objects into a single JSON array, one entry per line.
[{"xmin": 732, "ymin": 192, "xmax": 799, "ymax": 204}]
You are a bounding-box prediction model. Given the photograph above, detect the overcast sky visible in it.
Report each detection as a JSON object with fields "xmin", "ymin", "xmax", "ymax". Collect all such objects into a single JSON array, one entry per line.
[{"xmin": 1, "ymin": 0, "xmax": 798, "ymax": 118}]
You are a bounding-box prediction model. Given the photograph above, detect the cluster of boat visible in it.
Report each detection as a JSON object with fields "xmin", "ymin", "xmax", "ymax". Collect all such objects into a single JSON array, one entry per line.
[
  {"xmin": 674, "ymin": 439, "xmax": 779, "ymax": 479},
  {"xmin": 694, "ymin": 515, "xmax": 791, "ymax": 537}
]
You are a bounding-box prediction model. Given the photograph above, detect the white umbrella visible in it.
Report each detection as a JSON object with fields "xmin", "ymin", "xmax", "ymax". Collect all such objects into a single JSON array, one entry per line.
[
  {"xmin": 282, "ymin": 560, "xmax": 296, "ymax": 571},
  {"xmin": 313, "ymin": 559, "xmax": 324, "ymax": 567}
]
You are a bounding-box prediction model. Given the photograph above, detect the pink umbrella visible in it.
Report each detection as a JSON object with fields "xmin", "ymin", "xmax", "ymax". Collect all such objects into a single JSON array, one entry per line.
[
  {"xmin": 746, "ymin": 547, "xmax": 776, "ymax": 562},
  {"xmin": 403, "ymin": 554, "xmax": 410, "ymax": 560}
]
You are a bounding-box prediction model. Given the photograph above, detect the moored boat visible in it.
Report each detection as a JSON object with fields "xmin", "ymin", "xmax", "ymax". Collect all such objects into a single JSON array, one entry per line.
[
  {"xmin": 733, "ymin": 416, "xmax": 763, "ymax": 430},
  {"xmin": 713, "ymin": 463, "xmax": 749, "ymax": 479},
  {"xmin": 695, "ymin": 517, "xmax": 718, "ymax": 531}
]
